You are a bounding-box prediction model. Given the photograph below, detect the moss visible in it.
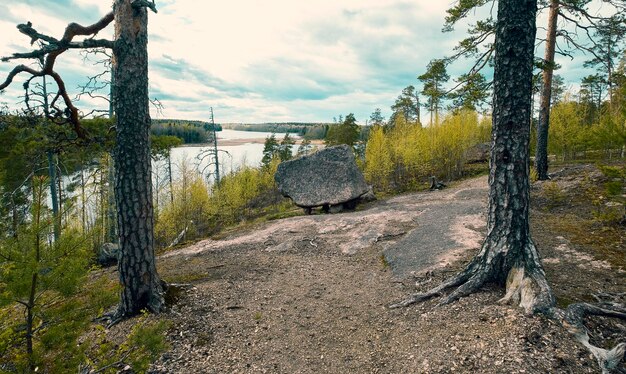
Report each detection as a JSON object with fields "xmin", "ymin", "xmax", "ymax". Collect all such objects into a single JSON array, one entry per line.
[
  {"xmin": 379, "ymin": 253, "xmax": 390, "ymax": 269},
  {"xmin": 165, "ymin": 271, "xmax": 211, "ymax": 284},
  {"xmin": 555, "ymin": 296, "xmax": 574, "ymax": 309},
  {"xmin": 543, "ymin": 214, "xmax": 626, "ymax": 269},
  {"xmin": 605, "ymin": 181, "xmax": 623, "ymax": 196}
]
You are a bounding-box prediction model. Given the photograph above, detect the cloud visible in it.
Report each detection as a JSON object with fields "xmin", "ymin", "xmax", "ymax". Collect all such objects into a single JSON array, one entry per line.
[{"xmin": 0, "ymin": 0, "xmax": 611, "ymax": 123}]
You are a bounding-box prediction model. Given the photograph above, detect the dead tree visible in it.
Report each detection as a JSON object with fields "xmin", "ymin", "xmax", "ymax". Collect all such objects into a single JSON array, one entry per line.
[
  {"xmin": 1, "ymin": 0, "xmax": 165, "ymax": 319},
  {"xmin": 392, "ymin": 1, "xmax": 626, "ymax": 371}
]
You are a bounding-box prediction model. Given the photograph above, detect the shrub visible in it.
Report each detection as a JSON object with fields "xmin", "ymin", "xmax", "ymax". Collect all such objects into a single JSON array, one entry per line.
[
  {"xmin": 543, "ymin": 181, "xmax": 566, "ymax": 208},
  {"xmin": 364, "ymin": 109, "xmax": 490, "ymax": 192}
]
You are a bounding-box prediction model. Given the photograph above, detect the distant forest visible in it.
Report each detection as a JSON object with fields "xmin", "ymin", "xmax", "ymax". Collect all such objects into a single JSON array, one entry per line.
[
  {"xmin": 222, "ymin": 122, "xmax": 334, "ymax": 139},
  {"xmin": 151, "ymin": 119, "xmax": 221, "ymax": 144}
]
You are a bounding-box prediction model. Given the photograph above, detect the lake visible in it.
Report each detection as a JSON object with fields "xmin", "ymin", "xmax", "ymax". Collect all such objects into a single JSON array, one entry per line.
[
  {"xmin": 159, "ymin": 129, "xmax": 301, "ymax": 182},
  {"xmin": 51, "ymin": 130, "xmax": 300, "ymax": 226}
]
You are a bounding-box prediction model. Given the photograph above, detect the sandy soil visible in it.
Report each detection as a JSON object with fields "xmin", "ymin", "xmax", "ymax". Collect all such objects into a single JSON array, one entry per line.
[{"xmin": 105, "ymin": 165, "xmax": 624, "ymax": 373}]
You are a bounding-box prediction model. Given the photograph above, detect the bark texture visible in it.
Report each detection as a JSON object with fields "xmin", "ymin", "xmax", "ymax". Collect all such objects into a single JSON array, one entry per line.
[
  {"xmin": 392, "ymin": 0, "xmax": 555, "ymax": 314},
  {"xmin": 535, "ymin": 0, "xmax": 559, "ymax": 180},
  {"xmin": 112, "ymin": 0, "xmax": 163, "ymax": 316}
]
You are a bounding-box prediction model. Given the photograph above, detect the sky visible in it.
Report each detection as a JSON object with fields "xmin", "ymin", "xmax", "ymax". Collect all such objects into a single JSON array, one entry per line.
[{"xmin": 0, "ymin": 0, "xmax": 612, "ymax": 124}]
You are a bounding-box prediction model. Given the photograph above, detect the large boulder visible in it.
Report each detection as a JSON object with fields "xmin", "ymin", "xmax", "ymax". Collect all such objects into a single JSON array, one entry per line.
[
  {"xmin": 275, "ymin": 145, "xmax": 370, "ymax": 210},
  {"xmin": 98, "ymin": 242, "xmax": 119, "ymax": 267},
  {"xmin": 465, "ymin": 142, "xmax": 491, "ymax": 164}
]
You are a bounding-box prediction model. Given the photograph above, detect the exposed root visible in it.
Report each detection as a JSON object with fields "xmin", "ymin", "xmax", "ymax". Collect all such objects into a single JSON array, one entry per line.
[
  {"xmin": 498, "ymin": 266, "xmax": 555, "ymax": 315},
  {"xmin": 92, "ymin": 308, "xmax": 126, "ymax": 328},
  {"xmin": 440, "ymin": 268, "xmax": 489, "ymax": 305},
  {"xmin": 390, "ymin": 229, "xmax": 625, "ymax": 372},
  {"xmin": 94, "ymin": 280, "xmax": 175, "ymax": 328},
  {"xmin": 389, "ymin": 258, "xmax": 480, "ymax": 308},
  {"xmin": 563, "ymin": 302, "xmax": 626, "ymax": 374}
]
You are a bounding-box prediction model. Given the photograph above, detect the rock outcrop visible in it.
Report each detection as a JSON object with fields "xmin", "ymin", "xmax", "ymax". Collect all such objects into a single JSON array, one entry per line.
[{"xmin": 275, "ymin": 145, "xmax": 370, "ymax": 213}]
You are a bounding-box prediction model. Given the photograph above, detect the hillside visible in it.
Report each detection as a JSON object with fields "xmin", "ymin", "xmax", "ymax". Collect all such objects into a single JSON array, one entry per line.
[{"xmin": 100, "ymin": 164, "xmax": 624, "ymax": 373}]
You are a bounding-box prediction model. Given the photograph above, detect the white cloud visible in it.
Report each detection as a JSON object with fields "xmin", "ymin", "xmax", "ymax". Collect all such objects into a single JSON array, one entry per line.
[{"xmin": 0, "ymin": 0, "xmax": 617, "ymax": 123}]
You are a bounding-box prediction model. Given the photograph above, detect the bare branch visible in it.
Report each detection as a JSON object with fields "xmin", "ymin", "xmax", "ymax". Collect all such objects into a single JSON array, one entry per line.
[
  {"xmin": 0, "ymin": 11, "xmax": 115, "ymax": 138},
  {"xmin": 0, "ymin": 64, "xmax": 43, "ymax": 90},
  {"xmin": 132, "ymin": 0, "xmax": 158, "ymax": 14},
  {"xmin": 150, "ymin": 97, "xmax": 164, "ymax": 117}
]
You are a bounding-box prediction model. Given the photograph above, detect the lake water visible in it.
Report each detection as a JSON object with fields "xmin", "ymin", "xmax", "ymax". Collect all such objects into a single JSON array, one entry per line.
[
  {"xmin": 159, "ymin": 129, "xmax": 300, "ymax": 182},
  {"xmin": 52, "ymin": 129, "xmax": 296, "ymax": 226}
]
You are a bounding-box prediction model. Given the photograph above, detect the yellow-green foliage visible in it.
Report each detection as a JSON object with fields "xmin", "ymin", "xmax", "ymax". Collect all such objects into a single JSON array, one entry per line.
[
  {"xmin": 548, "ymin": 98, "xmax": 626, "ymax": 160},
  {"xmin": 530, "ymin": 167, "xmax": 539, "ymax": 182},
  {"xmin": 155, "ymin": 172, "xmax": 212, "ymax": 248},
  {"xmin": 364, "ymin": 126, "xmax": 393, "ymax": 191},
  {"xmin": 364, "ymin": 109, "xmax": 490, "ymax": 192},
  {"xmin": 212, "ymin": 158, "xmax": 282, "ymax": 223},
  {"xmin": 155, "ymin": 158, "xmax": 283, "ymax": 247},
  {"xmin": 549, "ymin": 100, "xmax": 589, "ymax": 160},
  {"xmin": 599, "ymin": 165, "xmax": 625, "ymax": 196},
  {"xmin": 592, "ymin": 114, "xmax": 626, "ymax": 157},
  {"xmin": 543, "ymin": 181, "xmax": 566, "ymax": 208}
]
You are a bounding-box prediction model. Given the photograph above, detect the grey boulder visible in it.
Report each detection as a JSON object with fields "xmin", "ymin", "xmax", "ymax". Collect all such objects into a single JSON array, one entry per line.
[
  {"xmin": 98, "ymin": 242, "xmax": 119, "ymax": 267},
  {"xmin": 275, "ymin": 145, "xmax": 370, "ymax": 210},
  {"xmin": 465, "ymin": 142, "xmax": 491, "ymax": 164}
]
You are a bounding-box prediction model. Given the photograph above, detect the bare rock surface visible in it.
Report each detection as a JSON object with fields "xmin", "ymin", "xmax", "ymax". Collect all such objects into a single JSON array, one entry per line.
[
  {"xmin": 138, "ymin": 171, "xmax": 625, "ymax": 373},
  {"xmin": 274, "ymin": 145, "xmax": 369, "ymax": 208}
]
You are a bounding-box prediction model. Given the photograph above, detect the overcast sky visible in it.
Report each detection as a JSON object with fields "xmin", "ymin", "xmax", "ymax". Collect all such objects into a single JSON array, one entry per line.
[{"xmin": 0, "ymin": 0, "xmax": 609, "ymax": 124}]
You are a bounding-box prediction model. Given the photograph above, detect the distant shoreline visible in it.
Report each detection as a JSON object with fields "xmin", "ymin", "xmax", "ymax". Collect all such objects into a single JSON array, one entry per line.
[{"xmin": 178, "ymin": 138, "xmax": 324, "ymax": 147}]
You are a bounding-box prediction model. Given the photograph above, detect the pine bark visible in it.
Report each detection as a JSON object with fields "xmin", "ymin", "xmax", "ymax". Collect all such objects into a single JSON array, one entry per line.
[
  {"xmin": 535, "ymin": 0, "xmax": 559, "ymax": 180},
  {"xmin": 487, "ymin": 0, "xmax": 540, "ymax": 280},
  {"xmin": 470, "ymin": 0, "xmax": 554, "ymax": 313},
  {"xmin": 392, "ymin": 0, "xmax": 554, "ymax": 314},
  {"xmin": 112, "ymin": 0, "xmax": 163, "ymax": 316}
]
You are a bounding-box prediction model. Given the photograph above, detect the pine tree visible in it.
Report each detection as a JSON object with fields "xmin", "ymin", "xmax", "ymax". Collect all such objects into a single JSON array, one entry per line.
[
  {"xmin": 261, "ymin": 133, "xmax": 279, "ymax": 167},
  {"xmin": 418, "ymin": 60, "xmax": 449, "ymax": 125}
]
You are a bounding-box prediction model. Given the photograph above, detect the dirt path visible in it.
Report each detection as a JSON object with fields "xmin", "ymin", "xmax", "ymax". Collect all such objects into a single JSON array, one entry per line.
[
  {"xmin": 161, "ymin": 176, "xmax": 489, "ymax": 279},
  {"xmin": 137, "ymin": 173, "xmax": 623, "ymax": 373}
]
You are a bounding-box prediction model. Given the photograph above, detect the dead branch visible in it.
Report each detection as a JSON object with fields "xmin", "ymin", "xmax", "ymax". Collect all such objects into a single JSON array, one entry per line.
[
  {"xmin": 132, "ymin": 0, "xmax": 158, "ymax": 13},
  {"xmin": 0, "ymin": 11, "xmax": 115, "ymax": 138}
]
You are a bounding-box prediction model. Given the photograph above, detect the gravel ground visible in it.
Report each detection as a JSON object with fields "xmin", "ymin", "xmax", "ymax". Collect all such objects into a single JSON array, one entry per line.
[{"xmin": 105, "ymin": 165, "xmax": 624, "ymax": 373}]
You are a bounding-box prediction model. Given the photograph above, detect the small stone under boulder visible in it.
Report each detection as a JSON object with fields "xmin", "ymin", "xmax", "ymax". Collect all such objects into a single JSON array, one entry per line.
[{"xmin": 275, "ymin": 145, "xmax": 371, "ymax": 213}]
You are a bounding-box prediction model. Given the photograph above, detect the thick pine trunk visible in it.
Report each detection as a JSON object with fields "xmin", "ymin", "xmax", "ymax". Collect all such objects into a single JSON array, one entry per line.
[
  {"xmin": 535, "ymin": 0, "xmax": 558, "ymax": 180},
  {"xmin": 392, "ymin": 0, "xmax": 554, "ymax": 314},
  {"xmin": 479, "ymin": 0, "xmax": 554, "ymax": 312},
  {"xmin": 112, "ymin": 0, "xmax": 163, "ymax": 316},
  {"xmin": 106, "ymin": 156, "xmax": 117, "ymax": 243}
]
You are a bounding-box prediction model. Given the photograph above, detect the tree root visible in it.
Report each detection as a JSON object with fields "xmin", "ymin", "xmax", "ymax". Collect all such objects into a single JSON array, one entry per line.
[
  {"xmin": 562, "ymin": 302, "xmax": 626, "ymax": 374},
  {"xmin": 391, "ymin": 253, "xmax": 626, "ymax": 373},
  {"xmin": 391, "ymin": 239, "xmax": 556, "ymax": 312},
  {"xmin": 389, "ymin": 258, "xmax": 480, "ymax": 308},
  {"xmin": 93, "ymin": 281, "xmax": 193, "ymax": 328},
  {"xmin": 497, "ymin": 265, "xmax": 555, "ymax": 315}
]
